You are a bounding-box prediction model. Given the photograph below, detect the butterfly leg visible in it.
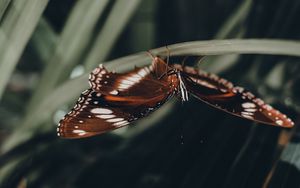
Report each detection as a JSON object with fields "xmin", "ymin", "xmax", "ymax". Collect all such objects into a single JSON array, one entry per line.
[{"xmin": 177, "ymin": 73, "xmax": 189, "ymax": 101}]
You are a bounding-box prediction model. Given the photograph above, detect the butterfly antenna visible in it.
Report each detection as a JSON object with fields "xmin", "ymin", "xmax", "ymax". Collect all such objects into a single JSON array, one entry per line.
[
  {"xmin": 146, "ymin": 50, "xmax": 155, "ymax": 61},
  {"xmin": 181, "ymin": 56, "xmax": 189, "ymax": 68},
  {"xmin": 166, "ymin": 46, "xmax": 170, "ymax": 66},
  {"xmin": 196, "ymin": 55, "xmax": 207, "ymax": 66},
  {"xmin": 164, "ymin": 45, "xmax": 171, "ymax": 78}
]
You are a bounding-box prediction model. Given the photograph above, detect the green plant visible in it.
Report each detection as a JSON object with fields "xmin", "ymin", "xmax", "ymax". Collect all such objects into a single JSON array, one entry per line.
[{"xmin": 0, "ymin": 1, "xmax": 299, "ymax": 187}]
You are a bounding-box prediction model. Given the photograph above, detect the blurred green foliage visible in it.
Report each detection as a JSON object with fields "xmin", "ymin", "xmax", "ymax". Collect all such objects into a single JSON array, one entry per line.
[{"xmin": 0, "ymin": 0, "xmax": 300, "ymax": 187}]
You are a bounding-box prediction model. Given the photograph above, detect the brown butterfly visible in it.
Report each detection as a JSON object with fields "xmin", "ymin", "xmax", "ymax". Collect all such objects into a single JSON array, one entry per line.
[{"xmin": 57, "ymin": 55, "xmax": 294, "ymax": 138}]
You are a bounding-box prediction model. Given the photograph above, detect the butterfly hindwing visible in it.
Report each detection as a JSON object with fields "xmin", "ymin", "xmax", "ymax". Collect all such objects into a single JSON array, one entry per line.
[
  {"xmin": 58, "ymin": 88, "xmax": 173, "ymax": 138},
  {"xmin": 58, "ymin": 89, "xmax": 129, "ymax": 138},
  {"xmin": 180, "ymin": 65, "xmax": 294, "ymax": 127}
]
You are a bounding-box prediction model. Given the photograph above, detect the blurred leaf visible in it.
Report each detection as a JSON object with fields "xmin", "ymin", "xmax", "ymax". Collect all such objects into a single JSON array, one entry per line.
[
  {"xmin": 25, "ymin": 0, "xmax": 110, "ymax": 115},
  {"xmin": 202, "ymin": 0, "xmax": 251, "ymax": 73},
  {"xmin": 84, "ymin": 0, "xmax": 142, "ymax": 70},
  {"xmin": 0, "ymin": 0, "xmax": 11, "ymax": 21},
  {"xmin": 31, "ymin": 18, "xmax": 58, "ymax": 63},
  {"xmin": 0, "ymin": 154, "xmax": 27, "ymax": 186},
  {"xmin": 265, "ymin": 62, "xmax": 285, "ymax": 89},
  {"xmin": 159, "ymin": 39, "xmax": 300, "ymax": 57},
  {"xmin": 0, "ymin": 0, "xmax": 49, "ymax": 99},
  {"xmin": 215, "ymin": 0, "xmax": 252, "ymax": 39}
]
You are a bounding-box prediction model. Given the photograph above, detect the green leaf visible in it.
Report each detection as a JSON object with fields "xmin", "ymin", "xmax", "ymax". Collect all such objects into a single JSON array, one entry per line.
[
  {"xmin": 0, "ymin": 0, "xmax": 11, "ymax": 21},
  {"xmin": 25, "ymin": 0, "xmax": 110, "ymax": 115},
  {"xmin": 0, "ymin": 0, "xmax": 49, "ymax": 99},
  {"xmin": 84, "ymin": 0, "xmax": 142, "ymax": 70},
  {"xmin": 215, "ymin": 0, "xmax": 252, "ymax": 39}
]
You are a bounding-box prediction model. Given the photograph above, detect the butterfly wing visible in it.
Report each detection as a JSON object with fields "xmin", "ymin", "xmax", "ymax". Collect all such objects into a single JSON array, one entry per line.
[
  {"xmin": 58, "ymin": 57, "xmax": 177, "ymax": 138},
  {"xmin": 177, "ymin": 65, "xmax": 294, "ymax": 127},
  {"xmin": 57, "ymin": 89, "xmax": 172, "ymax": 138},
  {"xmin": 88, "ymin": 57, "xmax": 171, "ymax": 99}
]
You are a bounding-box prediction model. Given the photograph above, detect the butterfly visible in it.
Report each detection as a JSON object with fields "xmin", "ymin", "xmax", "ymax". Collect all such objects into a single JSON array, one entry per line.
[{"xmin": 57, "ymin": 55, "xmax": 294, "ymax": 138}]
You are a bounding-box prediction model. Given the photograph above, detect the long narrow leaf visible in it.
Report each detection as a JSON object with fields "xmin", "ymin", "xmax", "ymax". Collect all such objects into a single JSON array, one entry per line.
[
  {"xmin": 0, "ymin": 0, "xmax": 49, "ymax": 99},
  {"xmin": 215, "ymin": 0, "xmax": 252, "ymax": 39},
  {"xmin": 31, "ymin": 18, "xmax": 58, "ymax": 63},
  {"xmin": 84, "ymin": 0, "xmax": 142, "ymax": 70},
  {"xmin": 0, "ymin": 0, "xmax": 11, "ymax": 21},
  {"xmin": 25, "ymin": 0, "xmax": 110, "ymax": 115}
]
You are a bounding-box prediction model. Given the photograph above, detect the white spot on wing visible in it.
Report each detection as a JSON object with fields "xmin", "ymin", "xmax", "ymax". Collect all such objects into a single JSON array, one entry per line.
[
  {"xmin": 109, "ymin": 90, "xmax": 118, "ymax": 95},
  {"xmin": 144, "ymin": 67, "xmax": 150, "ymax": 73},
  {"xmin": 276, "ymin": 120, "xmax": 283, "ymax": 126},
  {"xmin": 92, "ymin": 67, "xmax": 100, "ymax": 74},
  {"xmin": 149, "ymin": 65, "xmax": 153, "ymax": 71},
  {"xmin": 116, "ymin": 68, "xmax": 149, "ymax": 91},
  {"xmin": 119, "ymin": 84, "xmax": 130, "ymax": 89},
  {"xmin": 121, "ymin": 80, "xmax": 134, "ymax": 85},
  {"xmin": 82, "ymin": 90, "xmax": 90, "ymax": 95},
  {"xmin": 245, "ymin": 108, "xmax": 257, "ymax": 112},
  {"xmin": 96, "ymin": 114, "xmax": 116, "ymax": 119},
  {"xmin": 265, "ymin": 104, "xmax": 273, "ymax": 111},
  {"xmin": 242, "ymin": 102, "xmax": 256, "ymax": 108},
  {"xmin": 113, "ymin": 120, "xmax": 129, "ymax": 127},
  {"xmin": 138, "ymin": 69, "xmax": 148, "ymax": 77},
  {"xmin": 73, "ymin": 130, "xmax": 86, "ymax": 136},
  {"xmin": 242, "ymin": 112, "xmax": 253, "ymax": 116},
  {"xmin": 241, "ymin": 114, "xmax": 254, "ymax": 119},
  {"xmin": 127, "ymin": 76, "xmax": 141, "ymax": 82},
  {"xmin": 132, "ymin": 74, "xmax": 142, "ymax": 79},
  {"xmin": 91, "ymin": 108, "xmax": 112, "ymax": 114},
  {"xmin": 106, "ymin": 118, "xmax": 124, "ymax": 122}
]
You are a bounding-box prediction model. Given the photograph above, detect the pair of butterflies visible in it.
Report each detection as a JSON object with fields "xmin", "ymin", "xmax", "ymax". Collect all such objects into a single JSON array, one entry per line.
[{"xmin": 57, "ymin": 54, "xmax": 294, "ymax": 138}]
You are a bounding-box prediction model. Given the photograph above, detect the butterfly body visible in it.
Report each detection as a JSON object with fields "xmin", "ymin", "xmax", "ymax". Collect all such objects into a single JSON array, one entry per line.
[{"xmin": 58, "ymin": 56, "xmax": 294, "ymax": 139}]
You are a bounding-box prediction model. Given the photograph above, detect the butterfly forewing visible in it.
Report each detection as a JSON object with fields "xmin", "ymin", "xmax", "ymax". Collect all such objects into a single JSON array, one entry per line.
[
  {"xmin": 179, "ymin": 65, "xmax": 294, "ymax": 127},
  {"xmin": 58, "ymin": 58, "xmax": 177, "ymax": 139},
  {"xmin": 89, "ymin": 57, "xmax": 171, "ymax": 98}
]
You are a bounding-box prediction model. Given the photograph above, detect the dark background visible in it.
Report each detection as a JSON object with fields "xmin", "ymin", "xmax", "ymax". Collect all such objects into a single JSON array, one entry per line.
[{"xmin": 0, "ymin": 0, "xmax": 300, "ymax": 187}]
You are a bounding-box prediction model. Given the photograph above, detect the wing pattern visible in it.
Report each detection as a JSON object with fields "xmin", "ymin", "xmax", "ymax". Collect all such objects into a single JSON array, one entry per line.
[
  {"xmin": 58, "ymin": 56, "xmax": 294, "ymax": 139},
  {"xmin": 58, "ymin": 57, "xmax": 177, "ymax": 138},
  {"xmin": 58, "ymin": 88, "xmax": 173, "ymax": 138},
  {"xmin": 179, "ymin": 65, "xmax": 294, "ymax": 127}
]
